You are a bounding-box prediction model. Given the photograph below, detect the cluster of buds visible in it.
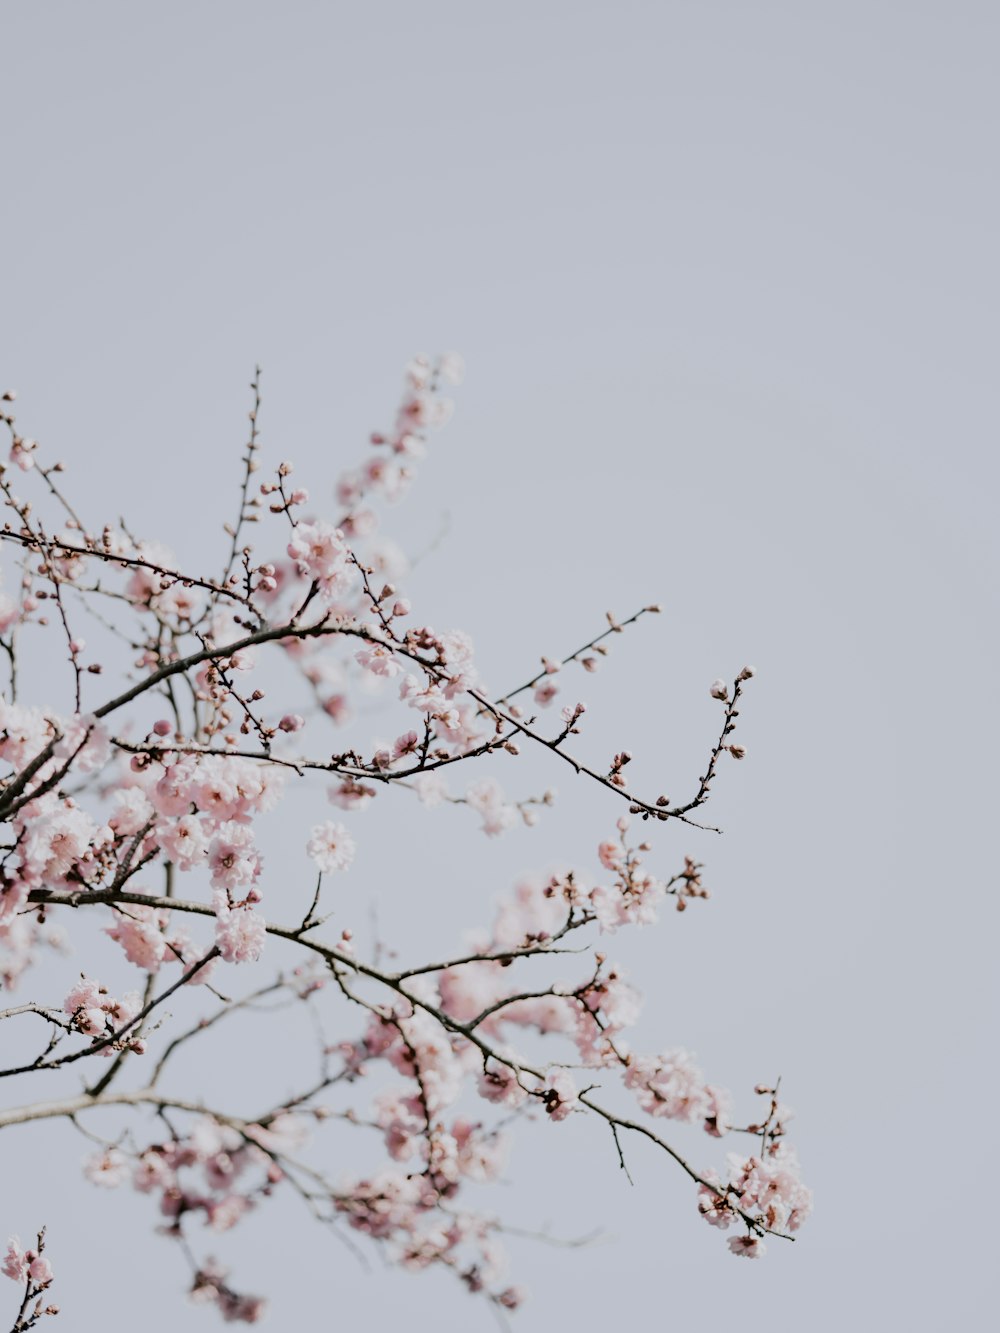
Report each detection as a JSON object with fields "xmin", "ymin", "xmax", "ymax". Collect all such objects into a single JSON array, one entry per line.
[
  {"xmin": 671, "ymin": 856, "xmax": 709, "ymax": 912},
  {"xmin": 608, "ymin": 750, "xmax": 632, "ymax": 787}
]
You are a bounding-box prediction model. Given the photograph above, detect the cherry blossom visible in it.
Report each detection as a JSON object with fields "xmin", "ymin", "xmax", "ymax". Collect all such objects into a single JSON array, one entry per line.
[
  {"xmin": 541, "ymin": 1069, "xmax": 580, "ymax": 1121},
  {"xmin": 213, "ymin": 897, "xmax": 266, "ymax": 964},
  {"xmin": 105, "ymin": 903, "xmax": 170, "ymax": 972},
  {"xmin": 306, "ymin": 821, "xmax": 356, "ymax": 873},
  {"xmin": 207, "ymin": 823, "xmax": 263, "ymax": 892},
  {"xmin": 0, "ymin": 356, "xmax": 807, "ymax": 1330}
]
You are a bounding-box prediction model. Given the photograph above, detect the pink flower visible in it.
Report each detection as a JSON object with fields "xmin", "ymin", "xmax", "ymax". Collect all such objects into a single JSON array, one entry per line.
[
  {"xmin": 214, "ymin": 896, "xmax": 266, "ymax": 964},
  {"xmin": 477, "ymin": 1061, "xmax": 527, "ymax": 1109},
  {"xmin": 533, "ymin": 679, "xmax": 559, "ymax": 707},
  {"xmin": 63, "ymin": 978, "xmax": 142, "ymax": 1052},
  {"xmin": 322, "ymin": 692, "xmax": 350, "ymax": 724},
  {"xmin": 0, "ymin": 700, "xmax": 50, "ymax": 770},
  {"xmin": 727, "ymin": 1234, "xmax": 765, "ymax": 1258},
  {"xmin": 208, "ymin": 823, "xmax": 262, "ymax": 891},
  {"xmin": 541, "ymin": 1069, "xmax": 579, "ymax": 1121},
  {"xmin": 328, "ymin": 779, "xmax": 375, "ymax": 812},
  {"xmin": 704, "ymin": 1084, "xmax": 733, "ymax": 1137},
  {"xmin": 2, "ymin": 1237, "xmax": 27, "ymax": 1283},
  {"xmin": 624, "ymin": 1048, "xmax": 715, "ymax": 1124},
  {"xmin": 697, "ymin": 1178, "xmax": 735, "ymax": 1230},
  {"xmin": 152, "ymin": 758, "xmax": 199, "ymax": 817},
  {"xmin": 10, "ymin": 441, "xmax": 34, "ymax": 470},
  {"xmin": 306, "ymin": 821, "xmax": 356, "ymax": 873},
  {"xmin": 0, "ymin": 591, "xmax": 19, "ymax": 634},
  {"xmin": 153, "ymin": 581, "xmax": 204, "ymax": 623},
  {"xmin": 20, "ymin": 798, "xmax": 97, "ymax": 883},
  {"xmin": 133, "ymin": 1151, "xmax": 175, "ymax": 1194},
  {"xmin": 106, "ymin": 903, "xmax": 170, "ymax": 972},
  {"xmin": 206, "ymin": 1194, "xmax": 252, "ymax": 1232},
  {"xmin": 590, "ymin": 865, "xmax": 665, "ymax": 932},
  {"xmin": 355, "ymin": 642, "xmax": 401, "ymax": 678},
  {"xmin": 286, "ymin": 520, "xmax": 352, "ymax": 597},
  {"xmin": 490, "ymin": 875, "xmax": 568, "ymax": 951},
  {"xmin": 724, "ymin": 1145, "xmax": 812, "ymax": 1235},
  {"xmin": 193, "ymin": 762, "xmax": 240, "ymax": 824},
  {"xmin": 158, "ymin": 814, "xmax": 209, "ymax": 870},
  {"xmin": 53, "ymin": 713, "xmax": 110, "ymax": 773},
  {"xmin": 392, "ymin": 730, "xmax": 419, "ymax": 759},
  {"xmin": 399, "ymin": 674, "xmax": 446, "ymax": 712},
  {"xmin": 109, "ymin": 787, "xmax": 155, "ymax": 836},
  {"xmin": 28, "ymin": 1256, "xmax": 52, "ymax": 1284},
  {"xmin": 84, "ymin": 1147, "xmax": 129, "ymax": 1187},
  {"xmin": 63, "ymin": 976, "xmax": 110, "ymax": 1036},
  {"xmin": 597, "ymin": 840, "xmax": 623, "ymax": 871}
]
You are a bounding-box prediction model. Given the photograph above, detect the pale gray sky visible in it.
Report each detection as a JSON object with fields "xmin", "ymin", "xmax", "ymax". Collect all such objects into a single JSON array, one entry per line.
[{"xmin": 1, "ymin": 3, "xmax": 996, "ymax": 1330}]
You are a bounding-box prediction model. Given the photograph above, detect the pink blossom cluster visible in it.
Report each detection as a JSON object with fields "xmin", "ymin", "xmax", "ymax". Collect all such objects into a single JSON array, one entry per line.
[
  {"xmin": 0, "ymin": 358, "xmax": 808, "ymax": 1328},
  {"xmin": 211, "ymin": 893, "xmax": 266, "ymax": 964},
  {"xmin": 697, "ymin": 1142, "xmax": 813, "ymax": 1254},
  {"xmin": 62, "ymin": 976, "xmax": 144, "ymax": 1054},
  {"xmin": 624, "ymin": 1049, "xmax": 733, "ymax": 1136},
  {"xmin": 333, "ymin": 1167, "xmax": 521, "ymax": 1312},
  {"xmin": 81, "ymin": 1109, "xmax": 308, "ymax": 1310},
  {"xmin": 286, "ymin": 520, "xmax": 353, "ymax": 602},
  {"xmin": 334, "ymin": 353, "xmax": 461, "ymax": 533},
  {"xmin": 2, "ymin": 1236, "xmax": 53, "ymax": 1287}
]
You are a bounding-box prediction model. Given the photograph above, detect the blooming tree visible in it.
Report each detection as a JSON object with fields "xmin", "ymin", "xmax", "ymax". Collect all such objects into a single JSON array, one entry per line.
[{"xmin": 0, "ymin": 359, "xmax": 810, "ymax": 1328}]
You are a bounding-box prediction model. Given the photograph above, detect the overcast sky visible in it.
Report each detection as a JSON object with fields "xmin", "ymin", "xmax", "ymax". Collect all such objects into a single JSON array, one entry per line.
[{"xmin": 2, "ymin": 4, "xmax": 996, "ymax": 1330}]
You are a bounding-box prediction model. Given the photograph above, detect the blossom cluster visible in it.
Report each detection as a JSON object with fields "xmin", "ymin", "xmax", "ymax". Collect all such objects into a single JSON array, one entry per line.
[
  {"xmin": 2, "ymin": 1236, "xmax": 53, "ymax": 1289},
  {"xmin": 0, "ymin": 359, "xmax": 808, "ymax": 1328}
]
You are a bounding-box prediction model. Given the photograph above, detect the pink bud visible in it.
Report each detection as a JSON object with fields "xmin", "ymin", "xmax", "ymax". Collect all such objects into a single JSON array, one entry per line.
[
  {"xmin": 278, "ymin": 714, "xmax": 305, "ymax": 733},
  {"xmin": 28, "ymin": 1257, "xmax": 52, "ymax": 1284},
  {"xmin": 152, "ymin": 719, "xmax": 172, "ymax": 737}
]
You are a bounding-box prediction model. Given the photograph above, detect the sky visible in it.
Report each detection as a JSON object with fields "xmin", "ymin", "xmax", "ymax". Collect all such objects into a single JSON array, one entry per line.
[{"xmin": 1, "ymin": 3, "xmax": 997, "ymax": 1329}]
